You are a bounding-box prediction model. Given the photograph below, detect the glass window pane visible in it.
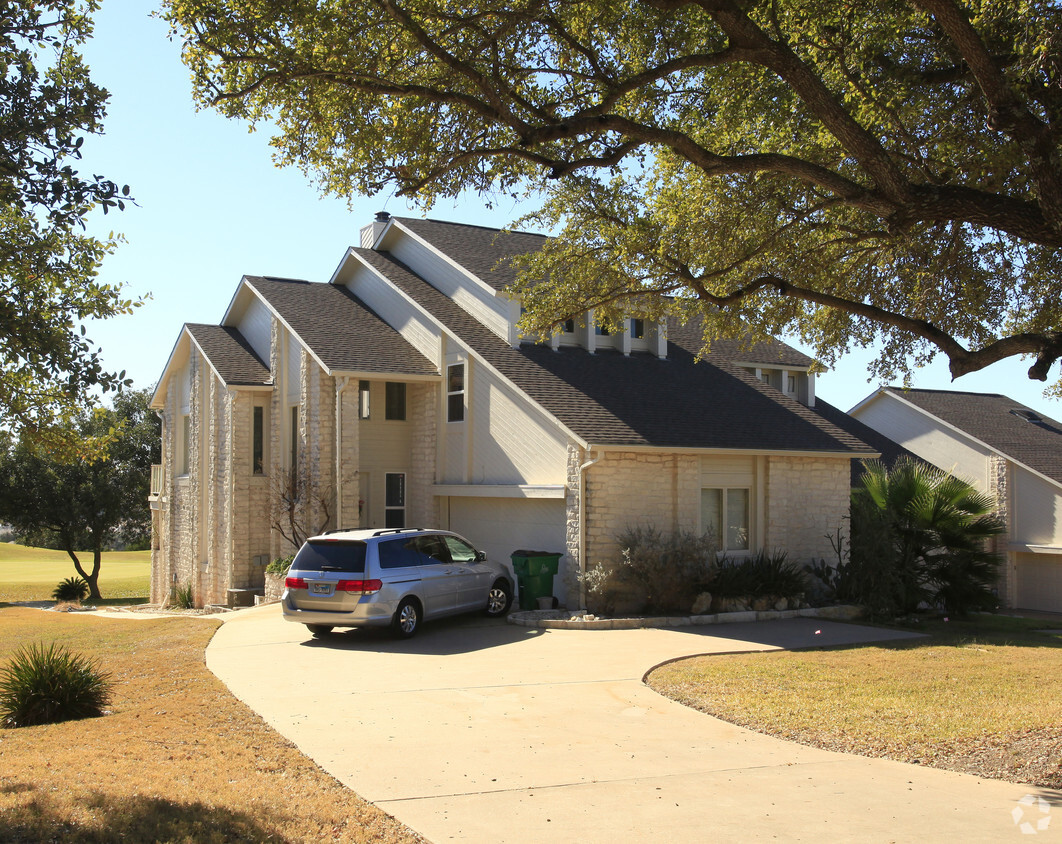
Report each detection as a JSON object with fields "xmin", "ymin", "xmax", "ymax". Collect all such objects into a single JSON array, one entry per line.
[
  {"xmin": 443, "ymin": 536, "xmax": 478, "ymax": 563},
  {"xmin": 701, "ymin": 489, "xmax": 722, "ymax": 545},
  {"xmin": 447, "ymin": 364, "xmax": 464, "ymax": 393},
  {"xmin": 385, "ymin": 473, "xmax": 405, "ymax": 507},
  {"xmin": 359, "ymin": 380, "xmax": 370, "ymax": 419},
  {"xmin": 252, "ymin": 406, "xmax": 264, "ymax": 474},
  {"xmin": 448, "ymin": 393, "xmax": 464, "ymax": 422},
  {"xmin": 385, "ymin": 382, "xmax": 406, "ymax": 420},
  {"xmin": 727, "ymin": 488, "xmax": 750, "ymax": 550}
]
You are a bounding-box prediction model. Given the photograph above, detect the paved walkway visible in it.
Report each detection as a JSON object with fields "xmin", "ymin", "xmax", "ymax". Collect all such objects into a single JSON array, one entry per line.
[{"xmin": 206, "ymin": 605, "xmax": 1060, "ymax": 842}]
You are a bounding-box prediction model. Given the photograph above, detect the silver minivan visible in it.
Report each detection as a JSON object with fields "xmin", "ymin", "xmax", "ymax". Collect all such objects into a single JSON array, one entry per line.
[{"xmin": 281, "ymin": 528, "xmax": 516, "ymax": 638}]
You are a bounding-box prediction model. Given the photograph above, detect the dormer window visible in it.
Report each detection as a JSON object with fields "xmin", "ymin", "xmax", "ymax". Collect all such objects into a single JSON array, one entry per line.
[
  {"xmin": 630, "ymin": 319, "xmax": 645, "ymax": 340},
  {"xmin": 561, "ymin": 318, "xmax": 575, "ymax": 334},
  {"xmin": 595, "ymin": 323, "xmax": 610, "ymax": 336}
]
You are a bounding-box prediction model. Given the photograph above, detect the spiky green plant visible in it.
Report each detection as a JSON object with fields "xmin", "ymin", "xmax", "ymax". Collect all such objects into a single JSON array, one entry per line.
[
  {"xmin": 51, "ymin": 576, "xmax": 90, "ymax": 603},
  {"xmin": 173, "ymin": 581, "xmax": 195, "ymax": 609},
  {"xmin": 854, "ymin": 458, "xmax": 1005, "ymax": 616},
  {"xmin": 0, "ymin": 643, "xmax": 113, "ymax": 727}
]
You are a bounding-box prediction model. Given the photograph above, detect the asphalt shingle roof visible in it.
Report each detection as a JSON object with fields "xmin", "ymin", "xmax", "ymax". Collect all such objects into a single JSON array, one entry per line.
[
  {"xmin": 395, "ymin": 217, "xmax": 548, "ymax": 292},
  {"xmin": 245, "ymin": 276, "xmax": 437, "ymax": 377},
  {"xmin": 186, "ymin": 324, "xmax": 271, "ymax": 386},
  {"xmin": 813, "ymin": 398, "xmax": 923, "ymax": 485},
  {"xmin": 352, "ymin": 248, "xmax": 874, "ymax": 454},
  {"xmin": 882, "ymin": 388, "xmax": 1062, "ymax": 485}
]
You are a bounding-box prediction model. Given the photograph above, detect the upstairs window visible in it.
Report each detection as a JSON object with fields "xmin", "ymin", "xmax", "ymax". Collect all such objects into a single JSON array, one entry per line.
[
  {"xmin": 447, "ymin": 363, "xmax": 465, "ymax": 422},
  {"xmin": 385, "ymin": 382, "xmax": 406, "ymax": 420},
  {"xmin": 252, "ymin": 406, "xmax": 265, "ymax": 475},
  {"xmin": 290, "ymin": 406, "xmax": 299, "ymax": 468},
  {"xmin": 359, "ymin": 380, "xmax": 371, "ymax": 419},
  {"xmin": 561, "ymin": 319, "xmax": 575, "ymax": 333},
  {"xmin": 630, "ymin": 319, "xmax": 645, "ymax": 339},
  {"xmin": 787, "ymin": 374, "xmax": 797, "ymax": 394}
]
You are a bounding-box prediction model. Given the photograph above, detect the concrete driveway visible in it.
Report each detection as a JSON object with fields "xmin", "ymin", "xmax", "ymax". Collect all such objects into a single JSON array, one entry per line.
[{"xmin": 207, "ymin": 605, "xmax": 1059, "ymax": 842}]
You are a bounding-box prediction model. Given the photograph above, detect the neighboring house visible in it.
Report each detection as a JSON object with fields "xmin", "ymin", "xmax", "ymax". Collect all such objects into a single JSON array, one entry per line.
[
  {"xmin": 850, "ymin": 387, "xmax": 1062, "ymax": 612},
  {"xmin": 149, "ymin": 214, "xmax": 877, "ymax": 608}
]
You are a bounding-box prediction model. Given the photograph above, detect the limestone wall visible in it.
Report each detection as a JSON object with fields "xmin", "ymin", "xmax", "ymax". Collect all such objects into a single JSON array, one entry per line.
[{"xmin": 764, "ymin": 454, "xmax": 851, "ymax": 564}]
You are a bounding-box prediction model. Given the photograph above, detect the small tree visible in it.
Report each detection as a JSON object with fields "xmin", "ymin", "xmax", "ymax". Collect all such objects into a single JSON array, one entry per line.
[
  {"xmin": 0, "ymin": 389, "xmax": 160, "ymax": 599},
  {"xmin": 852, "ymin": 459, "xmax": 1004, "ymax": 616},
  {"xmin": 270, "ymin": 465, "xmax": 334, "ymax": 552}
]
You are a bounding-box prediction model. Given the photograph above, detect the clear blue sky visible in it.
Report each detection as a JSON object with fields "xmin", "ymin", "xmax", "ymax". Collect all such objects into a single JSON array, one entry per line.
[{"xmin": 76, "ymin": 5, "xmax": 1060, "ymax": 419}]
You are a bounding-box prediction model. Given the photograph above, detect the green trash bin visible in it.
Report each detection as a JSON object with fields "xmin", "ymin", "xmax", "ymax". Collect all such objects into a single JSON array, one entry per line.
[{"xmin": 511, "ymin": 550, "xmax": 562, "ymax": 610}]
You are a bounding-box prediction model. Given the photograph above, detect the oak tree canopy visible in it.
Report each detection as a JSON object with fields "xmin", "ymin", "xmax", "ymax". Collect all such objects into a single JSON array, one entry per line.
[
  {"xmin": 1, "ymin": 0, "xmax": 137, "ymax": 447},
  {"xmin": 164, "ymin": 0, "xmax": 1062, "ymax": 389}
]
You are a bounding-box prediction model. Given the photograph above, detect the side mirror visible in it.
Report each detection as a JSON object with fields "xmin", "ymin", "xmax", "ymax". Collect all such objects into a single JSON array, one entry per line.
[{"xmin": 474, "ymin": 550, "xmax": 487, "ymax": 562}]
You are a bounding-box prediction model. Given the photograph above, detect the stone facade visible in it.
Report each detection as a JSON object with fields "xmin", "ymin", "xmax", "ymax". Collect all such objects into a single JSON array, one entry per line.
[
  {"xmin": 150, "ymin": 331, "xmax": 445, "ymax": 607},
  {"xmin": 988, "ymin": 455, "xmax": 1014, "ymax": 606},
  {"xmin": 764, "ymin": 455, "xmax": 852, "ymax": 564}
]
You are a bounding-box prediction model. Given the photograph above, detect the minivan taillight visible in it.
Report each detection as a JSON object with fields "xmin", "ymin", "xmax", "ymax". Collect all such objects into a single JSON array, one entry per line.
[
  {"xmin": 285, "ymin": 576, "xmax": 308, "ymax": 589},
  {"xmin": 335, "ymin": 579, "xmax": 383, "ymax": 594}
]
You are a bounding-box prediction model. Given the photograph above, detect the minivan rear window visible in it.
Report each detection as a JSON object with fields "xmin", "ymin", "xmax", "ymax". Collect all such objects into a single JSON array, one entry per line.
[{"xmin": 293, "ymin": 540, "xmax": 367, "ymax": 573}]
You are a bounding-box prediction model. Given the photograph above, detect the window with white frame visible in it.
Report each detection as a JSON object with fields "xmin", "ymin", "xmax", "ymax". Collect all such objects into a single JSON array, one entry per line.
[
  {"xmin": 447, "ymin": 363, "xmax": 465, "ymax": 422},
  {"xmin": 701, "ymin": 487, "xmax": 750, "ymax": 551},
  {"xmin": 385, "ymin": 472, "xmax": 406, "ymax": 528},
  {"xmin": 359, "ymin": 380, "xmax": 370, "ymax": 419},
  {"xmin": 787, "ymin": 374, "xmax": 797, "ymax": 394},
  {"xmin": 630, "ymin": 318, "xmax": 645, "ymax": 339}
]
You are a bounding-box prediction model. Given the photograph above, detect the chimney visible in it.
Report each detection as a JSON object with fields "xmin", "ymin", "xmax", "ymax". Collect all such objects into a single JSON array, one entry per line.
[{"xmin": 360, "ymin": 210, "xmax": 392, "ymax": 248}]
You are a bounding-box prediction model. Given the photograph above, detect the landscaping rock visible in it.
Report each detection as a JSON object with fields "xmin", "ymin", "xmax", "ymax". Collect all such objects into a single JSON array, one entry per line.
[{"xmin": 691, "ymin": 592, "xmax": 713, "ymax": 614}]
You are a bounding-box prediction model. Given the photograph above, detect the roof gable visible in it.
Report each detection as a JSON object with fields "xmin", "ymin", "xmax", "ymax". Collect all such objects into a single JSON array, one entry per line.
[
  {"xmin": 879, "ymin": 388, "xmax": 1062, "ymax": 485},
  {"xmin": 392, "ymin": 217, "xmax": 548, "ymax": 293},
  {"xmin": 186, "ymin": 324, "xmax": 271, "ymax": 387},
  {"xmin": 245, "ymin": 276, "xmax": 437, "ymax": 378},
  {"xmin": 356, "ymin": 249, "xmax": 872, "ymax": 454}
]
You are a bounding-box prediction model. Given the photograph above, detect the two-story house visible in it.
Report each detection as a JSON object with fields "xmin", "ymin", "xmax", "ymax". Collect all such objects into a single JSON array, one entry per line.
[{"xmin": 149, "ymin": 214, "xmax": 876, "ymax": 608}]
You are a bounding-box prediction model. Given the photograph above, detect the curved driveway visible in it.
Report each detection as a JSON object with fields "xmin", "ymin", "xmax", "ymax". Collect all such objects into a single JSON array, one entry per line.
[{"xmin": 207, "ymin": 605, "xmax": 1057, "ymax": 842}]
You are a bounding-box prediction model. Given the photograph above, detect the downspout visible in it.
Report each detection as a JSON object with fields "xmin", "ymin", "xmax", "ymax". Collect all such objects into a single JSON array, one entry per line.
[
  {"xmin": 578, "ymin": 447, "xmax": 603, "ymax": 609},
  {"xmin": 335, "ymin": 377, "xmax": 350, "ymax": 529}
]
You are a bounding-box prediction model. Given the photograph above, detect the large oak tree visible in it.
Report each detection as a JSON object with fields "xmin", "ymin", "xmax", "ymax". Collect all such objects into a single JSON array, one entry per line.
[
  {"xmin": 164, "ymin": 0, "xmax": 1062, "ymax": 389},
  {"xmin": 1, "ymin": 0, "xmax": 137, "ymax": 447}
]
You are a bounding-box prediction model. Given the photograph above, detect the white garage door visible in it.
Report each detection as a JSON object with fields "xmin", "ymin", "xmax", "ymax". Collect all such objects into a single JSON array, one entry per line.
[
  {"xmin": 1015, "ymin": 553, "xmax": 1062, "ymax": 613},
  {"xmin": 445, "ymin": 497, "xmax": 569, "ymax": 605}
]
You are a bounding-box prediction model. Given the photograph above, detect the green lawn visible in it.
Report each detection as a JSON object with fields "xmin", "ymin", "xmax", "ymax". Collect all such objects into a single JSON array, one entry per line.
[{"xmin": 0, "ymin": 543, "xmax": 150, "ymax": 603}]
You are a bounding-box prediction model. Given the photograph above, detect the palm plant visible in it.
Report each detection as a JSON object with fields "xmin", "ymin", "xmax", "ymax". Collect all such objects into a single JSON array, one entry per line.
[{"xmin": 853, "ymin": 459, "xmax": 1004, "ymax": 616}]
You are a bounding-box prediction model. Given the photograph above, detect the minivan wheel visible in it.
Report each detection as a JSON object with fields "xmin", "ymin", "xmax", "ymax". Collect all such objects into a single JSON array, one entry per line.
[
  {"xmin": 392, "ymin": 598, "xmax": 420, "ymax": 638},
  {"xmin": 306, "ymin": 624, "xmax": 333, "ymax": 638},
  {"xmin": 484, "ymin": 579, "xmax": 513, "ymax": 617}
]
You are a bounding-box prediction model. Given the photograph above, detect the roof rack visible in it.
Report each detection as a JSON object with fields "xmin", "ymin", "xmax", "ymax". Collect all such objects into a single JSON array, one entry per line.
[{"xmin": 371, "ymin": 527, "xmax": 425, "ymax": 537}]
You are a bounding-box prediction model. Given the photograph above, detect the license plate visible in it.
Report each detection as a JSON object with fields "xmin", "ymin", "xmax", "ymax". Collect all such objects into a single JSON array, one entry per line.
[{"xmin": 312, "ymin": 583, "xmax": 333, "ymax": 595}]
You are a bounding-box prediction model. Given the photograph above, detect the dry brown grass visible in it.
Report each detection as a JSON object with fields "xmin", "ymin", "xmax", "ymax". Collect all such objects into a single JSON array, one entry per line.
[
  {"xmin": 0, "ymin": 607, "xmax": 423, "ymax": 843},
  {"xmin": 647, "ymin": 614, "xmax": 1062, "ymax": 788}
]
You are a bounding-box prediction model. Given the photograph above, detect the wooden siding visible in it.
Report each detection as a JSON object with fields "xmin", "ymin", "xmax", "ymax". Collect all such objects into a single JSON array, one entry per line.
[
  {"xmin": 854, "ymin": 395, "xmax": 993, "ymax": 490},
  {"xmin": 344, "ymin": 266, "xmax": 442, "ymax": 366},
  {"xmin": 1012, "ymin": 465, "xmax": 1062, "ymax": 547},
  {"xmin": 237, "ymin": 295, "xmax": 272, "ymax": 365},
  {"xmin": 389, "ymin": 232, "xmax": 511, "ymax": 342}
]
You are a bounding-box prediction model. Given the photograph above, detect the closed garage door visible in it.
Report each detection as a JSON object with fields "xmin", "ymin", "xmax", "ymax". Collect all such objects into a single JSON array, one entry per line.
[
  {"xmin": 1015, "ymin": 552, "xmax": 1062, "ymax": 612},
  {"xmin": 445, "ymin": 497, "xmax": 569, "ymax": 605}
]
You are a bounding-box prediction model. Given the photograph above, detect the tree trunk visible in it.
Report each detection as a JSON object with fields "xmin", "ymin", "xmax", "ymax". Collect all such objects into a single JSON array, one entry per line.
[{"xmin": 67, "ymin": 546, "xmax": 103, "ymax": 600}]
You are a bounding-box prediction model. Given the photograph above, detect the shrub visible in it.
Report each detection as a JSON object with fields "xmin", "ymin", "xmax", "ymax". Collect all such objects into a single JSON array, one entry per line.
[
  {"xmin": 583, "ymin": 526, "xmax": 718, "ymax": 615},
  {"xmin": 0, "ymin": 643, "xmax": 113, "ymax": 728},
  {"xmin": 51, "ymin": 577, "xmax": 90, "ymax": 604},
  {"xmin": 852, "ymin": 458, "xmax": 1004, "ymax": 617},
  {"xmin": 265, "ymin": 555, "xmax": 294, "ymax": 576},
  {"xmin": 173, "ymin": 582, "xmax": 195, "ymax": 609},
  {"xmin": 710, "ymin": 550, "xmax": 808, "ymax": 602}
]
